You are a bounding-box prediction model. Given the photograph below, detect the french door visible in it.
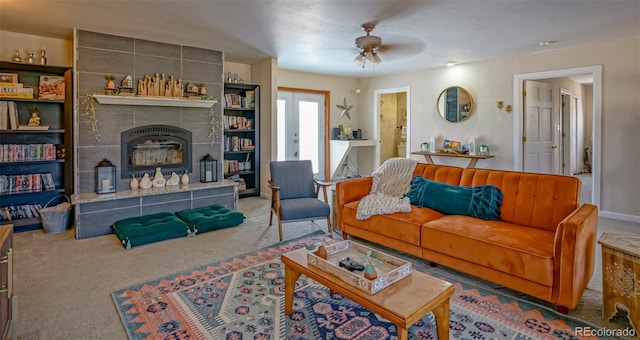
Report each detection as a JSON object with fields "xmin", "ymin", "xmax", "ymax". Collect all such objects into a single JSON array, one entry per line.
[{"xmin": 276, "ymin": 91, "xmax": 325, "ymax": 179}]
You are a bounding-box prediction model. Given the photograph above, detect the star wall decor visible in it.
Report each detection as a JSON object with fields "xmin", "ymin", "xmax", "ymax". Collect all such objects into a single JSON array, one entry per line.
[{"xmin": 337, "ymin": 97, "xmax": 353, "ymax": 120}]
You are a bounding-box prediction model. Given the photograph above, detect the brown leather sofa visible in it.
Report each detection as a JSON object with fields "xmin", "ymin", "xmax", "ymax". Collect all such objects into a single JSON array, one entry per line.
[{"xmin": 336, "ymin": 163, "xmax": 598, "ymax": 312}]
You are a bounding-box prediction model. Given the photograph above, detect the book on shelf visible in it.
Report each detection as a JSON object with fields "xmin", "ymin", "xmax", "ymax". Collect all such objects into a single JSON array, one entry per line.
[
  {"xmin": 0, "ymin": 203, "xmax": 43, "ymax": 222},
  {"xmin": 0, "ymin": 85, "xmax": 32, "ymax": 94},
  {"xmin": 0, "ymin": 101, "xmax": 7, "ymax": 130},
  {"xmin": 0, "ymin": 144, "xmax": 56, "ymax": 162},
  {"xmin": 17, "ymin": 125, "xmax": 49, "ymax": 131},
  {"xmin": 246, "ymin": 90, "xmax": 255, "ymax": 108},
  {"xmin": 0, "ymin": 82, "xmax": 22, "ymax": 87},
  {"xmin": 0, "ymin": 73, "xmax": 18, "ymax": 84},
  {"xmin": 7, "ymin": 101, "xmax": 18, "ymax": 129},
  {"xmin": 38, "ymin": 75, "xmax": 65, "ymax": 100},
  {"xmin": 0, "ymin": 173, "xmax": 46, "ymax": 193},
  {"xmin": 0, "ymin": 92, "xmax": 33, "ymax": 99},
  {"xmin": 42, "ymin": 172, "xmax": 55, "ymax": 190}
]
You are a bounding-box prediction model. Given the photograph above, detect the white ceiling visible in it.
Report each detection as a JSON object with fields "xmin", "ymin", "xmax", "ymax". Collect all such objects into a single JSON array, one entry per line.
[{"xmin": 1, "ymin": 1, "xmax": 638, "ymax": 78}]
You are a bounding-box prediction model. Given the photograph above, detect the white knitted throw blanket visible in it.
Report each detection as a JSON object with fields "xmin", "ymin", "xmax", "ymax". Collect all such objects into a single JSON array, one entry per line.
[{"xmin": 356, "ymin": 157, "xmax": 418, "ymax": 220}]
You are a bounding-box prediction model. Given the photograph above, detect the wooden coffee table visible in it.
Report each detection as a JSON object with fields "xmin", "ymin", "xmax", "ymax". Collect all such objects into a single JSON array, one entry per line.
[{"xmin": 281, "ymin": 246, "xmax": 454, "ymax": 340}]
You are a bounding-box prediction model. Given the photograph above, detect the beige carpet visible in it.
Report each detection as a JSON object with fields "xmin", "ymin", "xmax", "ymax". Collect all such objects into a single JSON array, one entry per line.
[{"xmin": 13, "ymin": 197, "xmax": 638, "ymax": 339}]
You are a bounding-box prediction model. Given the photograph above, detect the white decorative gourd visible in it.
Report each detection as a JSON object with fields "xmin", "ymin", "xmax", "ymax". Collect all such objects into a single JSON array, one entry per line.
[
  {"xmin": 129, "ymin": 174, "xmax": 139, "ymax": 190},
  {"xmin": 167, "ymin": 172, "xmax": 180, "ymax": 186},
  {"xmin": 139, "ymin": 173, "xmax": 152, "ymax": 189},
  {"xmin": 181, "ymin": 170, "xmax": 189, "ymax": 185},
  {"xmin": 152, "ymin": 167, "xmax": 166, "ymax": 187}
]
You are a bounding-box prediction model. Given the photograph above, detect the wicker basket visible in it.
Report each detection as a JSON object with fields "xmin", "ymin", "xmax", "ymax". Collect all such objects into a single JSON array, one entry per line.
[{"xmin": 38, "ymin": 195, "xmax": 72, "ymax": 234}]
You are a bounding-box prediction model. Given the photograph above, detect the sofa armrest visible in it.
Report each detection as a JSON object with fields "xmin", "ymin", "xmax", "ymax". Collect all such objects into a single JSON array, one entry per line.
[
  {"xmin": 336, "ymin": 177, "xmax": 373, "ymax": 231},
  {"xmin": 552, "ymin": 203, "xmax": 598, "ymax": 309}
]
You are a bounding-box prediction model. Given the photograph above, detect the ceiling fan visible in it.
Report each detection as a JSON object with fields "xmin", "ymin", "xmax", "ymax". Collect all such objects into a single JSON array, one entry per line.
[{"xmin": 354, "ymin": 23, "xmax": 383, "ymax": 67}]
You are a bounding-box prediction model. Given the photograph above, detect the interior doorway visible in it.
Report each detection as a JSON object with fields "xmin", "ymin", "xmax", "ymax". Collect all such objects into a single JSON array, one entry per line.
[
  {"xmin": 373, "ymin": 87, "xmax": 411, "ymax": 167},
  {"xmin": 514, "ymin": 66, "xmax": 601, "ymax": 207}
]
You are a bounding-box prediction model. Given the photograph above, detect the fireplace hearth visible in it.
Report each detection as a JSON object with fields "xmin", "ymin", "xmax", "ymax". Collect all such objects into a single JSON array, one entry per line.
[{"xmin": 121, "ymin": 125, "xmax": 192, "ymax": 179}]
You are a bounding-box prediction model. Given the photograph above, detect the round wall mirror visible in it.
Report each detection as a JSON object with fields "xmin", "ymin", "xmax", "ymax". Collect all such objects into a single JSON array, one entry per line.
[{"xmin": 437, "ymin": 86, "xmax": 474, "ymax": 122}]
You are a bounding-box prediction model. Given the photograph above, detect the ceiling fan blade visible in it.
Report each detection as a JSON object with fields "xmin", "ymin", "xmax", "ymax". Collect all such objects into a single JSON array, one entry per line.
[{"xmin": 377, "ymin": 42, "xmax": 426, "ymax": 60}]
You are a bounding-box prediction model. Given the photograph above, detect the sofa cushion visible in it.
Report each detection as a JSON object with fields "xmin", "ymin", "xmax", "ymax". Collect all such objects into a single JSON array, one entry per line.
[
  {"xmin": 112, "ymin": 212, "xmax": 190, "ymax": 249},
  {"xmin": 406, "ymin": 176, "xmax": 503, "ymax": 220},
  {"xmin": 176, "ymin": 205, "xmax": 244, "ymax": 235},
  {"xmin": 460, "ymin": 168, "xmax": 581, "ymax": 231},
  {"xmin": 342, "ymin": 200, "xmax": 444, "ymax": 246},
  {"xmin": 421, "ymin": 215, "xmax": 555, "ymax": 286}
]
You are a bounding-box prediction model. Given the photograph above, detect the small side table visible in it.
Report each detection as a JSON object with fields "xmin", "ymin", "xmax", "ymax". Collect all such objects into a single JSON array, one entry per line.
[{"xmin": 598, "ymin": 233, "xmax": 640, "ymax": 332}]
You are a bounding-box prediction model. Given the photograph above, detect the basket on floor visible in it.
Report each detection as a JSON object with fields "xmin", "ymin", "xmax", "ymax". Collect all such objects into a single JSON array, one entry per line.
[{"xmin": 38, "ymin": 195, "xmax": 72, "ymax": 234}]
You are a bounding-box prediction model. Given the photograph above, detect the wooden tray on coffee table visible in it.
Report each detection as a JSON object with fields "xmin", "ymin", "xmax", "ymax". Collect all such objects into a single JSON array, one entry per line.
[{"xmin": 307, "ymin": 240, "xmax": 412, "ymax": 294}]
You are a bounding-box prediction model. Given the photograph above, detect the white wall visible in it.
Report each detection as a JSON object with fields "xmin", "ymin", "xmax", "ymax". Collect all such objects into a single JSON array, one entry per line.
[
  {"xmin": 278, "ymin": 70, "xmax": 360, "ymax": 134},
  {"xmin": 358, "ymin": 37, "xmax": 640, "ymax": 219}
]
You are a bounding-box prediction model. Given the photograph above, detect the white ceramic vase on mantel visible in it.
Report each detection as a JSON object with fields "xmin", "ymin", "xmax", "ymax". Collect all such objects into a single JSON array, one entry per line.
[
  {"xmin": 152, "ymin": 167, "xmax": 166, "ymax": 187},
  {"xmin": 181, "ymin": 170, "xmax": 189, "ymax": 185},
  {"xmin": 129, "ymin": 174, "xmax": 139, "ymax": 190},
  {"xmin": 139, "ymin": 173, "xmax": 152, "ymax": 189}
]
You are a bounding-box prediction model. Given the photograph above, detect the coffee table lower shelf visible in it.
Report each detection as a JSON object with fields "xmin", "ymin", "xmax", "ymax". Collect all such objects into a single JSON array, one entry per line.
[{"xmin": 281, "ymin": 246, "xmax": 454, "ymax": 340}]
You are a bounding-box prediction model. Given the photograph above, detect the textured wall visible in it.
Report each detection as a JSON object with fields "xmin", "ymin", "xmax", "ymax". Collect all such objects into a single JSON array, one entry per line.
[{"xmin": 75, "ymin": 30, "xmax": 223, "ymax": 194}]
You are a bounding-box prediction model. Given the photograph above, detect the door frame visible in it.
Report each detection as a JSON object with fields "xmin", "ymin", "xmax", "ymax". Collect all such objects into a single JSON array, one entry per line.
[
  {"xmin": 277, "ymin": 87, "xmax": 330, "ymax": 180},
  {"xmin": 513, "ymin": 66, "xmax": 601, "ymax": 208},
  {"xmin": 373, "ymin": 86, "xmax": 411, "ymax": 167}
]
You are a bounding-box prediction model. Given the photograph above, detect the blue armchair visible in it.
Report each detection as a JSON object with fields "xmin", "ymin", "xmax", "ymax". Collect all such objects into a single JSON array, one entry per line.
[{"xmin": 268, "ymin": 160, "xmax": 332, "ymax": 241}]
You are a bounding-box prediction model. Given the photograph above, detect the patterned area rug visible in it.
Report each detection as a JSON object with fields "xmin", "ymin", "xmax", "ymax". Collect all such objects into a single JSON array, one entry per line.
[{"xmin": 112, "ymin": 231, "xmax": 600, "ymax": 339}]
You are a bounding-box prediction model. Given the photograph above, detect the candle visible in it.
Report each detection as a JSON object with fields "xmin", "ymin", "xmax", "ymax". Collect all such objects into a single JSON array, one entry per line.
[
  {"xmin": 101, "ymin": 179, "xmax": 110, "ymax": 192},
  {"xmin": 205, "ymin": 170, "xmax": 212, "ymax": 182}
]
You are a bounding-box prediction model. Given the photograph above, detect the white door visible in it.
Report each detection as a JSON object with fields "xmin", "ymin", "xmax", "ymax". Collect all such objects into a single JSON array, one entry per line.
[
  {"xmin": 276, "ymin": 91, "xmax": 325, "ymax": 178},
  {"xmin": 523, "ymin": 80, "xmax": 559, "ymax": 174}
]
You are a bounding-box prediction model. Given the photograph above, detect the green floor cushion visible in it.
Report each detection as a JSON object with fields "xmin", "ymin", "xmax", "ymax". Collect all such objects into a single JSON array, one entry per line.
[
  {"xmin": 112, "ymin": 212, "xmax": 190, "ymax": 249},
  {"xmin": 176, "ymin": 205, "xmax": 244, "ymax": 235}
]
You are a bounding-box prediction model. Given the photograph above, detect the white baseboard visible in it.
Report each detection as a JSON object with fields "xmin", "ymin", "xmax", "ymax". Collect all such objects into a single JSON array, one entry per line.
[{"xmin": 599, "ymin": 210, "xmax": 640, "ymax": 223}]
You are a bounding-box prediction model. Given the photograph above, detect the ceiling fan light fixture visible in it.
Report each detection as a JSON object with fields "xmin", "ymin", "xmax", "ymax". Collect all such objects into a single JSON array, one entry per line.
[
  {"xmin": 354, "ymin": 50, "xmax": 381, "ymax": 68},
  {"xmin": 354, "ymin": 23, "xmax": 383, "ymax": 68},
  {"xmin": 354, "ymin": 52, "xmax": 366, "ymax": 67}
]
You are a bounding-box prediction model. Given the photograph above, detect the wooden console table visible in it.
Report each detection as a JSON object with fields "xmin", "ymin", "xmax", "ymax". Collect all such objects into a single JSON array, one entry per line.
[
  {"xmin": 598, "ymin": 233, "xmax": 640, "ymax": 332},
  {"xmin": 411, "ymin": 151, "xmax": 494, "ymax": 168}
]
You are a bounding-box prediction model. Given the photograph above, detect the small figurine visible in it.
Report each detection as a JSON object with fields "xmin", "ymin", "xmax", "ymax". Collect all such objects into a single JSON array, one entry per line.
[
  {"xmin": 152, "ymin": 167, "xmax": 166, "ymax": 188},
  {"xmin": 181, "ymin": 170, "xmax": 189, "ymax": 185},
  {"xmin": 39, "ymin": 49, "xmax": 47, "ymax": 65},
  {"xmin": 27, "ymin": 51, "xmax": 35, "ymax": 64},
  {"xmin": 12, "ymin": 50, "xmax": 23, "ymax": 63},
  {"xmin": 28, "ymin": 106, "xmax": 41, "ymax": 126},
  {"xmin": 104, "ymin": 75, "xmax": 117, "ymax": 95},
  {"xmin": 139, "ymin": 173, "xmax": 152, "ymax": 189},
  {"xmin": 199, "ymin": 83, "xmax": 207, "ymax": 95},
  {"xmin": 105, "ymin": 75, "xmax": 116, "ymax": 89},
  {"xmin": 166, "ymin": 172, "xmax": 180, "ymax": 186},
  {"xmin": 121, "ymin": 75, "xmax": 133, "ymax": 88},
  {"xmin": 129, "ymin": 174, "xmax": 139, "ymax": 190}
]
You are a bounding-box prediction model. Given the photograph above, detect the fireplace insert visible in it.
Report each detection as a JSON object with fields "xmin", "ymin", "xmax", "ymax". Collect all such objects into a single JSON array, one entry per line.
[{"xmin": 121, "ymin": 125, "xmax": 192, "ymax": 179}]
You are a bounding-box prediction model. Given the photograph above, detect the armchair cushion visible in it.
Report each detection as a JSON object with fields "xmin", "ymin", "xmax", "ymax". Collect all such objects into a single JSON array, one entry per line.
[
  {"xmin": 279, "ymin": 197, "xmax": 330, "ymax": 221},
  {"xmin": 270, "ymin": 160, "xmax": 316, "ymax": 199}
]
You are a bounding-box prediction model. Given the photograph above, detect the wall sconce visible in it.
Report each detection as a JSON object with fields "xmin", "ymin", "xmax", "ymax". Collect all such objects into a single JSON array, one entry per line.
[
  {"xmin": 200, "ymin": 154, "xmax": 217, "ymax": 183},
  {"xmin": 95, "ymin": 158, "xmax": 116, "ymax": 194},
  {"xmin": 497, "ymin": 101, "xmax": 512, "ymax": 113}
]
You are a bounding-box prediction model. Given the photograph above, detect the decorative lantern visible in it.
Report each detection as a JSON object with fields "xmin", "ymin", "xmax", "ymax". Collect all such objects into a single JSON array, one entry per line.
[
  {"xmin": 200, "ymin": 154, "xmax": 217, "ymax": 183},
  {"xmin": 95, "ymin": 158, "xmax": 116, "ymax": 194}
]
